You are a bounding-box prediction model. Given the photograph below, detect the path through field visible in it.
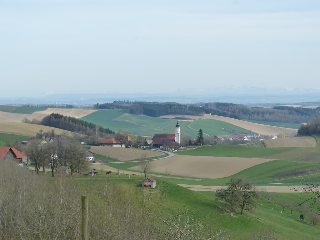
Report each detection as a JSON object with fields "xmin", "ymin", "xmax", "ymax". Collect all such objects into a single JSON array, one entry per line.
[{"xmin": 178, "ymin": 184, "xmax": 320, "ymax": 193}]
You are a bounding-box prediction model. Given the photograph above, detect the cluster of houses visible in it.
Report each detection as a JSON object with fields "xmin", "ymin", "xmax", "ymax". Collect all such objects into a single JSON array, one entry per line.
[{"xmin": 216, "ymin": 133, "xmax": 264, "ymax": 141}]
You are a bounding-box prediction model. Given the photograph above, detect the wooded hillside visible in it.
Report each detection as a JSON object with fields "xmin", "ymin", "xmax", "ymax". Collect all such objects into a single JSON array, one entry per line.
[{"xmin": 94, "ymin": 101, "xmax": 320, "ymax": 123}]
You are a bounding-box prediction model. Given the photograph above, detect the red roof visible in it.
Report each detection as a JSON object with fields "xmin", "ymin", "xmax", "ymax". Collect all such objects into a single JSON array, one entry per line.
[
  {"xmin": 144, "ymin": 177, "xmax": 156, "ymax": 182},
  {"xmin": 99, "ymin": 139, "xmax": 122, "ymax": 144},
  {"xmin": 153, "ymin": 134, "xmax": 175, "ymax": 140},
  {"xmin": 0, "ymin": 147, "xmax": 24, "ymax": 161},
  {"xmin": 11, "ymin": 147, "xmax": 24, "ymax": 159},
  {"xmin": 0, "ymin": 147, "xmax": 10, "ymax": 161}
]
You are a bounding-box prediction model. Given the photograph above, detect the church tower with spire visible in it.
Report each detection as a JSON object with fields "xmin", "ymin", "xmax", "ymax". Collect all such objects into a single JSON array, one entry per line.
[{"xmin": 175, "ymin": 121, "xmax": 181, "ymax": 144}]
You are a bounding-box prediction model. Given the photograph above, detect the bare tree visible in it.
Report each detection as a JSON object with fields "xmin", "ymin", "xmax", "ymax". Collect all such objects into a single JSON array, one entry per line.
[{"xmin": 140, "ymin": 160, "xmax": 153, "ymax": 179}]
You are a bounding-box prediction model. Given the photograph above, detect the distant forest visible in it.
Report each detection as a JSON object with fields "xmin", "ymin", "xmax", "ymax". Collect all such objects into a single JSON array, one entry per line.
[
  {"xmin": 41, "ymin": 113, "xmax": 114, "ymax": 135},
  {"xmin": 95, "ymin": 101, "xmax": 320, "ymax": 124}
]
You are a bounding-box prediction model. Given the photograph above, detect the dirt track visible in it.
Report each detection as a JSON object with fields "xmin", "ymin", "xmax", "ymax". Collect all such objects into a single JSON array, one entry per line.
[
  {"xmin": 161, "ymin": 114, "xmax": 298, "ymax": 136},
  {"xmin": 131, "ymin": 155, "xmax": 274, "ymax": 179},
  {"xmin": 179, "ymin": 184, "xmax": 320, "ymax": 193},
  {"xmin": 264, "ymin": 136, "xmax": 316, "ymax": 148}
]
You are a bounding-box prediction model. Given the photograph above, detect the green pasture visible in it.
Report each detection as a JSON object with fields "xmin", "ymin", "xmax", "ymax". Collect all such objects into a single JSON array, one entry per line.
[
  {"xmin": 0, "ymin": 105, "xmax": 17, "ymax": 112},
  {"xmin": 245, "ymin": 120, "xmax": 302, "ymax": 129},
  {"xmin": 83, "ymin": 110, "xmax": 254, "ymax": 138},
  {"xmin": 0, "ymin": 105, "xmax": 47, "ymax": 114},
  {"xmin": 177, "ymin": 145, "xmax": 295, "ymax": 158},
  {"xmin": 0, "ymin": 133, "xmax": 31, "ymax": 147}
]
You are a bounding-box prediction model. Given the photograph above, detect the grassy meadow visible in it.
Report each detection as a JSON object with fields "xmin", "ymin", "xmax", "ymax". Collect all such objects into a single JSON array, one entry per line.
[
  {"xmin": 245, "ymin": 120, "xmax": 302, "ymax": 129},
  {"xmin": 177, "ymin": 145, "xmax": 295, "ymax": 158},
  {"xmin": 0, "ymin": 133, "xmax": 31, "ymax": 147},
  {"xmin": 82, "ymin": 110, "xmax": 253, "ymax": 138},
  {"xmin": 0, "ymin": 105, "xmax": 47, "ymax": 114}
]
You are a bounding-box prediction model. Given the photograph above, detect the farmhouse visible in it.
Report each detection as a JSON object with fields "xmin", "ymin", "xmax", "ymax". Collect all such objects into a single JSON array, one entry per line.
[
  {"xmin": 99, "ymin": 138, "xmax": 124, "ymax": 147},
  {"xmin": 0, "ymin": 147, "xmax": 25, "ymax": 163},
  {"xmin": 86, "ymin": 151, "xmax": 95, "ymax": 161},
  {"xmin": 142, "ymin": 177, "xmax": 157, "ymax": 188},
  {"xmin": 152, "ymin": 122, "xmax": 181, "ymax": 149}
]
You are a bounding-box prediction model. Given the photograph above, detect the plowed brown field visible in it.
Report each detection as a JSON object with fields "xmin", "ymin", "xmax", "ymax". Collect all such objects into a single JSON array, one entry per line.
[
  {"xmin": 264, "ymin": 136, "xmax": 316, "ymax": 148},
  {"xmin": 90, "ymin": 146, "xmax": 164, "ymax": 161},
  {"xmin": 131, "ymin": 155, "xmax": 274, "ymax": 179},
  {"xmin": 0, "ymin": 112, "xmax": 29, "ymax": 122},
  {"xmin": 0, "ymin": 122, "xmax": 72, "ymax": 137},
  {"xmin": 27, "ymin": 108, "xmax": 96, "ymax": 121}
]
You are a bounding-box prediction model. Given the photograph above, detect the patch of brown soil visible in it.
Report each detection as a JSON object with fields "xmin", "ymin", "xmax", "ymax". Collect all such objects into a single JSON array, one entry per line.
[
  {"xmin": 90, "ymin": 146, "xmax": 164, "ymax": 161},
  {"xmin": 131, "ymin": 155, "xmax": 274, "ymax": 179},
  {"xmin": 264, "ymin": 137, "xmax": 316, "ymax": 148}
]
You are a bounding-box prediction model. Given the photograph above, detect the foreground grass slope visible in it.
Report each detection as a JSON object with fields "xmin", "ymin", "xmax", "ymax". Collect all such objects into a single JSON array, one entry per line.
[{"xmin": 77, "ymin": 176, "xmax": 320, "ymax": 240}]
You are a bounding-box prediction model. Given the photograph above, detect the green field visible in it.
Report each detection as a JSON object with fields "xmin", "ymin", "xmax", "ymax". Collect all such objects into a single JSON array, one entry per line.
[
  {"xmin": 177, "ymin": 145, "xmax": 295, "ymax": 158},
  {"xmin": 0, "ymin": 105, "xmax": 47, "ymax": 114},
  {"xmin": 82, "ymin": 110, "xmax": 253, "ymax": 138},
  {"xmin": 246, "ymin": 120, "xmax": 302, "ymax": 129},
  {"xmin": 0, "ymin": 133, "xmax": 31, "ymax": 147}
]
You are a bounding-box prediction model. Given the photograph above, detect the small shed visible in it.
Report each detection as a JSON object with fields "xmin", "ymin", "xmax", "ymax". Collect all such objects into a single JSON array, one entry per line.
[{"xmin": 142, "ymin": 177, "xmax": 157, "ymax": 188}]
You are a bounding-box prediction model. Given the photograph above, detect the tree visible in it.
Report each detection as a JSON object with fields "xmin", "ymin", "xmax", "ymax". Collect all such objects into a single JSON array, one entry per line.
[
  {"xmin": 216, "ymin": 178, "xmax": 259, "ymax": 215},
  {"xmin": 64, "ymin": 142, "xmax": 88, "ymax": 175},
  {"xmin": 25, "ymin": 140, "xmax": 47, "ymax": 174},
  {"xmin": 140, "ymin": 158, "xmax": 152, "ymax": 179},
  {"xmin": 197, "ymin": 129, "xmax": 204, "ymax": 146}
]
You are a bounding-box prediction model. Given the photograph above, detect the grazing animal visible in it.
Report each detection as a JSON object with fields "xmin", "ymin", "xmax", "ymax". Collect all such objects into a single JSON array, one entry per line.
[{"xmin": 106, "ymin": 171, "xmax": 112, "ymax": 175}]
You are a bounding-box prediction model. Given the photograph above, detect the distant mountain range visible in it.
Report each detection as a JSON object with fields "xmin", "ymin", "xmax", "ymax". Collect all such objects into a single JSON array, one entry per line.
[{"xmin": 1, "ymin": 87, "xmax": 320, "ymax": 107}]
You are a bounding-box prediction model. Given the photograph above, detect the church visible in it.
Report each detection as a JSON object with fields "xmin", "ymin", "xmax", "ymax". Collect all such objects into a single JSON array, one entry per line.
[{"xmin": 151, "ymin": 121, "xmax": 180, "ymax": 149}]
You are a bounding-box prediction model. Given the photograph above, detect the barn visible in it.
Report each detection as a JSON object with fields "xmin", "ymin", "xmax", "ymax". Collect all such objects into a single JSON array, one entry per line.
[
  {"xmin": 142, "ymin": 177, "xmax": 157, "ymax": 188},
  {"xmin": 99, "ymin": 139, "xmax": 124, "ymax": 147},
  {"xmin": 0, "ymin": 147, "xmax": 25, "ymax": 163}
]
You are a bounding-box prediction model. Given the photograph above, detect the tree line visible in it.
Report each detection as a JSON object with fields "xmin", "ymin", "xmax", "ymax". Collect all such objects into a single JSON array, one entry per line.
[
  {"xmin": 41, "ymin": 113, "xmax": 114, "ymax": 135},
  {"xmin": 94, "ymin": 101, "xmax": 320, "ymax": 123}
]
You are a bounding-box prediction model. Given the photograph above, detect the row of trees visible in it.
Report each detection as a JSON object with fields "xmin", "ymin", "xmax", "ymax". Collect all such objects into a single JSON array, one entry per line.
[
  {"xmin": 41, "ymin": 113, "xmax": 114, "ymax": 136},
  {"xmin": 26, "ymin": 137, "xmax": 88, "ymax": 177}
]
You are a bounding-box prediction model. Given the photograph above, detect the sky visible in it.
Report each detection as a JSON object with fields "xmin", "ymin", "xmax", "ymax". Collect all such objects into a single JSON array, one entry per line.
[{"xmin": 0, "ymin": 0, "xmax": 320, "ymax": 98}]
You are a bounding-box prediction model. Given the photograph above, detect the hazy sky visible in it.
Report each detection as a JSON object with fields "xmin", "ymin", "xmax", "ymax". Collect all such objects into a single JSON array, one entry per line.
[{"xmin": 1, "ymin": 0, "xmax": 319, "ymax": 98}]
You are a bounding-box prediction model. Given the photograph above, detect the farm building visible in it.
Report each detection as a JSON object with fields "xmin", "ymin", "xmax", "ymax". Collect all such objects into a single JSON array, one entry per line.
[
  {"xmin": 152, "ymin": 122, "xmax": 181, "ymax": 149},
  {"xmin": 86, "ymin": 151, "xmax": 95, "ymax": 161},
  {"xmin": 0, "ymin": 147, "xmax": 25, "ymax": 163},
  {"xmin": 142, "ymin": 177, "xmax": 157, "ymax": 188},
  {"xmin": 99, "ymin": 138, "xmax": 124, "ymax": 147}
]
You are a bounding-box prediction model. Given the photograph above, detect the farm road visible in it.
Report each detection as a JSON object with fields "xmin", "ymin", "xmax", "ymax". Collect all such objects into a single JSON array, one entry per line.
[{"xmin": 178, "ymin": 184, "xmax": 320, "ymax": 193}]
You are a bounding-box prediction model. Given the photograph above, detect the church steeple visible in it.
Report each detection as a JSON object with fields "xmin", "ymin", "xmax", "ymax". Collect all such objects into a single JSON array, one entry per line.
[{"xmin": 175, "ymin": 121, "xmax": 181, "ymax": 144}]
